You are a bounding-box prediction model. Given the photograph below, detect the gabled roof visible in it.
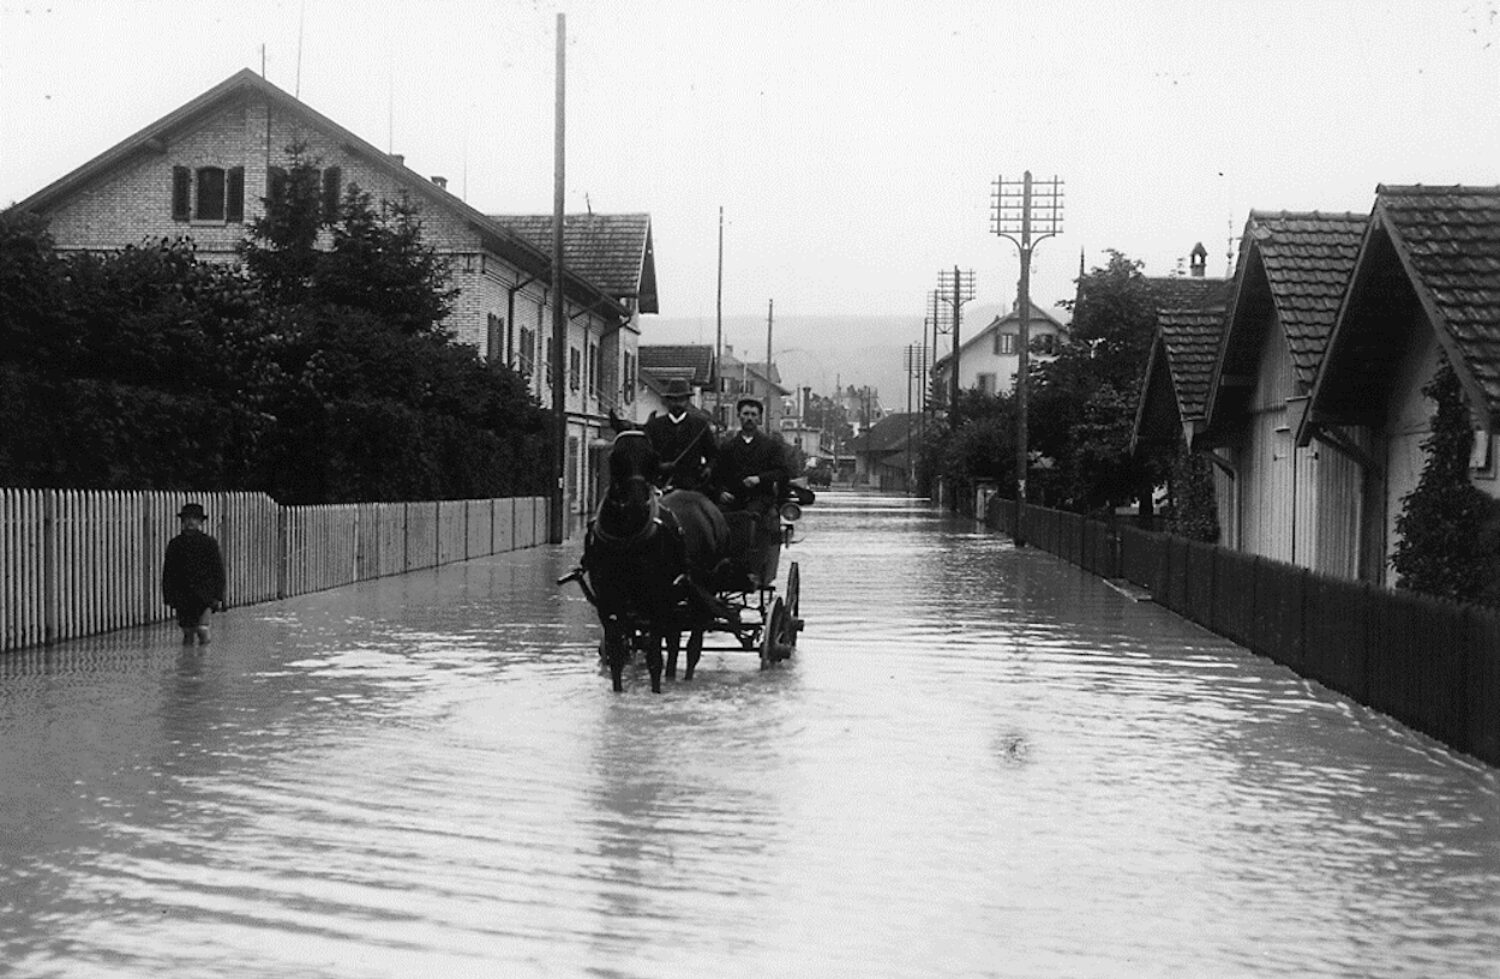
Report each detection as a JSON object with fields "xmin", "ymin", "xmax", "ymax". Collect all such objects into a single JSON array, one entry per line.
[
  {"xmin": 847, "ymin": 413, "xmax": 923, "ymax": 454},
  {"xmin": 638, "ymin": 344, "xmax": 716, "ymax": 386},
  {"xmin": 1130, "ymin": 295, "xmax": 1231, "ymax": 453},
  {"xmin": 720, "ymin": 348, "xmax": 790, "ymax": 396},
  {"xmin": 932, "ymin": 298, "xmax": 1065, "ymax": 370},
  {"xmin": 490, "ymin": 213, "xmax": 658, "ymax": 313},
  {"xmin": 1157, "ymin": 307, "xmax": 1230, "ymax": 421},
  {"xmin": 1305, "ymin": 185, "xmax": 1500, "ymax": 434},
  {"xmin": 1143, "ymin": 275, "xmax": 1233, "ymax": 311},
  {"xmin": 1202, "ymin": 211, "xmax": 1365, "ymax": 440},
  {"xmin": 6, "ymin": 68, "xmax": 627, "ymax": 318}
]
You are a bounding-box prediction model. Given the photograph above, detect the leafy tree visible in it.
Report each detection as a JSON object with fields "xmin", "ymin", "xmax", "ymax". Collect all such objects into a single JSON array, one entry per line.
[
  {"xmin": 1391, "ymin": 358, "xmax": 1500, "ymax": 605},
  {"xmin": 2, "ymin": 148, "xmax": 548, "ymax": 503},
  {"xmin": 239, "ymin": 146, "xmax": 547, "ymax": 503},
  {"xmin": 1030, "ymin": 250, "xmax": 1164, "ymax": 513}
]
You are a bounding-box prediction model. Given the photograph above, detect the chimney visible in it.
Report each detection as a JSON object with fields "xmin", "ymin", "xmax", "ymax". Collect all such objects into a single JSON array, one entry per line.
[
  {"xmin": 1190, "ymin": 242, "xmax": 1208, "ymax": 278},
  {"xmin": 431, "ymin": 176, "xmax": 448, "ymax": 190},
  {"xmin": 389, "ymin": 154, "xmax": 405, "ymax": 167}
]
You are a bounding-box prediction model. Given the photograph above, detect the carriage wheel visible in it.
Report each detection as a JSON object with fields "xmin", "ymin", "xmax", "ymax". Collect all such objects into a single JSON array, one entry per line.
[
  {"xmin": 785, "ymin": 562, "xmax": 801, "ymax": 622},
  {"xmin": 760, "ymin": 598, "xmax": 792, "ymax": 667}
]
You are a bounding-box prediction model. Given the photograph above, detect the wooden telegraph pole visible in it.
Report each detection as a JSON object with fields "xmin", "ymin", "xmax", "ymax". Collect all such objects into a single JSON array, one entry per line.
[
  {"xmin": 715, "ymin": 206, "xmax": 724, "ymax": 429},
  {"xmin": 937, "ymin": 267, "xmax": 975, "ymax": 427},
  {"xmin": 992, "ymin": 170, "xmax": 1064, "ymax": 546},
  {"xmin": 548, "ymin": 13, "xmax": 567, "ymax": 544},
  {"xmin": 765, "ymin": 298, "xmax": 774, "ymax": 430}
]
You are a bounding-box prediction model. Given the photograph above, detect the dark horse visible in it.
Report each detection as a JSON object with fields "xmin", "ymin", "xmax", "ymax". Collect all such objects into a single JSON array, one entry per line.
[{"xmin": 579, "ymin": 430, "xmax": 729, "ymax": 692}]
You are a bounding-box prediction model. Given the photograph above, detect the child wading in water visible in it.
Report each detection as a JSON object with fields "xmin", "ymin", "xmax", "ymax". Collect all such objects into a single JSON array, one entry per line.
[{"xmin": 161, "ymin": 502, "xmax": 226, "ymax": 645}]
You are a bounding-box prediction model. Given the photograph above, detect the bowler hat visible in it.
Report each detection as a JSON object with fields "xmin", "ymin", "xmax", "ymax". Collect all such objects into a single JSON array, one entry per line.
[
  {"xmin": 178, "ymin": 502, "xmax": 207, "ymax": 520},
  {"xmin": 662, "ymin": 378, "xmax": 692, "ymax": 398}
]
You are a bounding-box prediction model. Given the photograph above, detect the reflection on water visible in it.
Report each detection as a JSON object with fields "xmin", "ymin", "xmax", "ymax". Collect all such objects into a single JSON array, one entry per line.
[{"xmin": 2, "ymin": 491, "xmax": 1498, "ymax": 977}]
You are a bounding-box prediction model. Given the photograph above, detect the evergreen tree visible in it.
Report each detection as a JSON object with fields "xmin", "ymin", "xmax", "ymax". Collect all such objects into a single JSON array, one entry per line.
[{"xmin": 1391, "ymin": 358, "xmax": 1500, "ymax": 604}]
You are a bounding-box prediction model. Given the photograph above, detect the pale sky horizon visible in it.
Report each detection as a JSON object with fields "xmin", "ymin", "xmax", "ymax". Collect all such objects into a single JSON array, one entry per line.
[{"xmin": 4, "ymin": 0, "xmax": 1498, "ymax": 336}]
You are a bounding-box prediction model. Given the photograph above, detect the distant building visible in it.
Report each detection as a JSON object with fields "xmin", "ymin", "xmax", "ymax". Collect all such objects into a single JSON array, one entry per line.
[
  {"xmin": 717, "ymin": 345, "xmax": 791, "ymax": 431},
  {"xmin": 932, "ymin": 298, "xmax": 1066, "ymax": 399}
]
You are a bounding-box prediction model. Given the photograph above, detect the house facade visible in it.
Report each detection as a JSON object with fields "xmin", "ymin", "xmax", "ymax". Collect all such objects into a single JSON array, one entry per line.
[
  {"xmin": 932, "ymin": 298, "xmax": 1065, "ymax": 399},
  {"xmin": 1299, "ymin": 186, "xmax": 1500, "ymax": 585},
  {"xmin": 717, "ymin": 345, "xmax": 791, "ymax": 431},
  {"xmin": 8, "ymin": 69, "xmax": 655, "ymax": 526},
  {"xmin": 1198, "ymin": 212, "xmax": 1366, "ymax": 577}
]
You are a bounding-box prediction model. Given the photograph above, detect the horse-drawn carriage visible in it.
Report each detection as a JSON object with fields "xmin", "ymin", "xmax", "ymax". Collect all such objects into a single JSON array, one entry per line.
[{"xmin": 558, "ymin": 429, "xmax": 808, "ymax": 693}]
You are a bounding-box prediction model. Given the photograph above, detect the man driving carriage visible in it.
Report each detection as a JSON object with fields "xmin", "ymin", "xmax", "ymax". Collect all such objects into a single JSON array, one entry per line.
[
  {"xmin": 710, "ymin": 397, "xmax": 790, "ymax": 588},
  {"xmin": 642, "ymin": 378, "xmax": 717, "ymax": 491}
]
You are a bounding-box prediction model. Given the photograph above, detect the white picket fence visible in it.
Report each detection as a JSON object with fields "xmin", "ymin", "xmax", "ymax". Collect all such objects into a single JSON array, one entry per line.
[{"xmin": 0, "ymin": 489, "xmax": 550, "ymax": 652}]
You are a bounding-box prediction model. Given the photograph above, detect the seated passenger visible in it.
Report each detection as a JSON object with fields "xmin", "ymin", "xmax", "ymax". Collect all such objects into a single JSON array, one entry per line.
[{"xmin": 711, "ymin": 397, "xmax": 789, "ymax": 518}]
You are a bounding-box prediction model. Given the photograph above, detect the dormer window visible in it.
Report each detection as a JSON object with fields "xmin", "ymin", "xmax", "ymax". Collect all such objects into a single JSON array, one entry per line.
[{"xmin": 172, "ymin": 165, "xmax": 244, "ymax": 223}]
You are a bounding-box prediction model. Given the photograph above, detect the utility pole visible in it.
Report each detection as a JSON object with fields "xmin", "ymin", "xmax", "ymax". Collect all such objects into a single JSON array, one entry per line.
[
  {"xmin": 993, "ymin": 171, "xmax": 1064, "ymax": 545},
  {"xmin": 715, "ymin": 206, "xmax": 724, "ymax": 429},
  {"xmin": 937, "ymin": 267, "xmax": 976, "ymax": 427},
  {"xmin": 905, "ymin": 342, "xmax": 927, "ymax": 492},
  {"xmin": 765, "ymin": 298, "xmax": 775, "ymax": 431},
  {"xmin": 548, "ymin": 12, "xmax": 567, "ymax": 544}
]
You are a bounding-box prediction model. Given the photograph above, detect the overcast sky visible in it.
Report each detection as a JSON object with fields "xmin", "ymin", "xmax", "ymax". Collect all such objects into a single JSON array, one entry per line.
[{"xmin": 4, "ymin": 0, "xmax": 1498, "ymax": 333}]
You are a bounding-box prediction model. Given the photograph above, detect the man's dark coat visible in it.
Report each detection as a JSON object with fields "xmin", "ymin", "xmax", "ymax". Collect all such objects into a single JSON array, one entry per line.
[
  {"xmin": 712, "ymin": 430, "xmax": 789, "ymax": 512},
  {"xmin": 643, "ymin": 409, "xmax": 717, "ymax": 489}
]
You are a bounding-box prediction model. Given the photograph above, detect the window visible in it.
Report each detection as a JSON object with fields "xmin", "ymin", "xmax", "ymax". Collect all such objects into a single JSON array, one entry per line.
[
  {"xmin": 1034, "ymin": 333, "xmax": 1057, "ymax": 356},
  {"xmin": 996, "ymin": 332, "xmax": 1016, "ymax": 355},
  {"xmin": 978, "ymin": 372, "xmax": 997, "ymax": 396},
  {"xmin": 587, "ymin": 343, "xmax": 602, "ymax": 400},
  {"xmin": 569, "ymin": 347, "xmax": 582, "ymax": 391},
  {"xmin": 622, "ymin": 352, "xmax": 636, "ymax": 403},
  {"xmin": 172, "ymin": 165, "xmax": 244, "ymax": 223}
]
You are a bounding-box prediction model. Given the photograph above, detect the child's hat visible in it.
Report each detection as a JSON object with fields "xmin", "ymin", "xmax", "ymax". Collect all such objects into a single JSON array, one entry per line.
[{"xmin": 178, "ymin": 502, "xmax": 207, "ymax": 519}]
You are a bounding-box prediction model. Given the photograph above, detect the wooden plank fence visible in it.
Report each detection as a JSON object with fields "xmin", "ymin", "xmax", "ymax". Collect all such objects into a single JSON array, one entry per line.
[
  {"xmin": 1, "ymin": 489, "xmax": 551, "ymax": 653},
  {"xmin": 984, "ymin": 499, "xmax": 1500, "ymax": 768}
]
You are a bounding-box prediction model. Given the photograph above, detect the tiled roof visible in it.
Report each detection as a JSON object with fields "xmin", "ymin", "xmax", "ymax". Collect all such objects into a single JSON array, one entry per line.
[
  {"xmin": 850, "ymin": 413, "xmax": 923, "ymax": 454},
  {"xmin": 1242, "ymin": 211, "xmax": 1366, "ymax": 388},
  {"xmin": 1144, "ymin": 275, "xmax": 1233, "ymax": 311},
  {"xmin": 638, "ymin": 345, "xmax": 715, "ymax": 385},
  {"xmin": 490, "ymin": 213, "xmax": 656, "ymax": 311},
  {"xmin": 6, "ymin": 69, "xmax": 629, "ymax": 318},
  {"xmin": 1376, "ymin": 185, "xmax": 1500, "ymax": 415},
  {"xmin": 1157, "ymin": 306, "xmax": 1228, "ymax": 419}
]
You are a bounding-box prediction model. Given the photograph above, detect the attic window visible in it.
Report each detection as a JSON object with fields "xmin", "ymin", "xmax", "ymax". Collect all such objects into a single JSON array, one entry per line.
[{"xmin": 173, "ymin": 165, "xmax": 244, "ymax": 223}]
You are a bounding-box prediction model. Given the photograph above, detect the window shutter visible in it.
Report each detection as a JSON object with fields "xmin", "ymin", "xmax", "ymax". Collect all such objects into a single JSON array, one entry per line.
[
  {"xmin": 171, "ymin": 166, "xmax": 191, "ymax": 221},
  {"xmin": 226, "ymin": 167, "xmax": 245, "ymax": 222},
  {"xmin": 321, "ymin": 166, "xmax": 342, "ymax": 221}
]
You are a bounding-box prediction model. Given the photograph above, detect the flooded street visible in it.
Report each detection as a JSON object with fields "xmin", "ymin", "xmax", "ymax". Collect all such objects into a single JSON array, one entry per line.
[{"xmin": 2, "ymin": 490, "xmax": 1498, "ymax": 978}]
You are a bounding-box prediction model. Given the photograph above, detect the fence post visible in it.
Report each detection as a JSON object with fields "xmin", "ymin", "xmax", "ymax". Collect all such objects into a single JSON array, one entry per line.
[
  {"xmin": 276, "ymin": 504, "xmax": 288, "ymax": 600},
  {"xmin": 42, "ymin": 490, "xmax": 57, "ymax": 646}
]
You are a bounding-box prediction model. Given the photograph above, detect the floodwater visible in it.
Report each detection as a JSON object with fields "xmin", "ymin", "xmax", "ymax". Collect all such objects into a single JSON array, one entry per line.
[{"xmin": 2, "ymin": 492, "xmax": 1498, "ymax": 978}]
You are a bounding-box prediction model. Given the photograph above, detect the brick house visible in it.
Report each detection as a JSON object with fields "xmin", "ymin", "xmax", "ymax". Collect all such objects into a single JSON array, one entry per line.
[{"xmin": 7, "ymin": 68, "xmax": 656, "ymax": 525}]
